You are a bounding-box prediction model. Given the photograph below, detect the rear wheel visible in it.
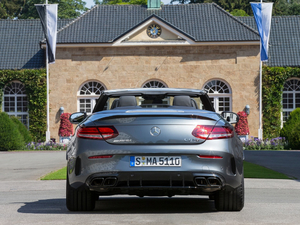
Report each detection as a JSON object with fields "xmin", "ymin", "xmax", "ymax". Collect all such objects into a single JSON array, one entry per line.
[
  {"xmin": 214, "ymin": 178, "xmax": 244, "ymax": 211},
  {"xmin": 66, "ymin": 175, "xmax": 97, "ymax": 211}
]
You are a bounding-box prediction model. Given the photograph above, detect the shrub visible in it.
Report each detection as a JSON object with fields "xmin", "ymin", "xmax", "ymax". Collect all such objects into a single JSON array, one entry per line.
[
  {"xmin": 10, "ymin": 116, "xmax": 33, "ymax": 144},
  {"xmin": 58, "ymin": 113, "xmax": 73, "ymax": 137},
  {"xmin": 235, "ymin": 111, "xmax": 250, "ymax": 135},
  {"xmin": 0, "ymin": 112, "xmax": 24, "ymax": 151},
  {"xmin": 280, "ymin": 108, "xmax": 300, "ymax": 149}
]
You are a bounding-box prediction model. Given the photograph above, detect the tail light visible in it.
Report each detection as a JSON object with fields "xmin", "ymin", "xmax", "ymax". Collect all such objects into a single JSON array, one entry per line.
[
  {"xmin": 192, "ymin": 125, "xmax": 233, "ymax": 140},
  {"xmin": 198, "ymin": 155, "xmax": 223, "ymax": 159},
  {"xmin": 77, "ymin": 126, "xmax": 118, "ymax": 140}
]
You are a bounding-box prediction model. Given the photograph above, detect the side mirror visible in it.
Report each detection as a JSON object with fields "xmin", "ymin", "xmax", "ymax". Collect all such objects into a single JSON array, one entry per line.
[
  {"xmin": 221, "ymin": 111, "xmax": 239, "ymax": 124},
  {"xmin": 69, "ymin": 112, "xmax": 87, "ymax": 124}
]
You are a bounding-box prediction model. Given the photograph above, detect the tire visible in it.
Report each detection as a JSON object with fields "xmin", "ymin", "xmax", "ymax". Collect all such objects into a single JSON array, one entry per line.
[
  {"xmin": 66, "ymin": 175, "xmax": 97, "ymax": 211},
  {"xmin": 214, "ymin": 178, "xmax": 244, "ymax": 211}
]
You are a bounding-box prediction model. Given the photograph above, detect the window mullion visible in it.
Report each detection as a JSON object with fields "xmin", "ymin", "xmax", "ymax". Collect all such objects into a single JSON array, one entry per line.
[
  {"xmin": 293, "ymin": 91, "xmax": 296, "ymax": 109},
  {"xmin": 215, "ymin": 97, "xmax": 219, "ymax": 112}
]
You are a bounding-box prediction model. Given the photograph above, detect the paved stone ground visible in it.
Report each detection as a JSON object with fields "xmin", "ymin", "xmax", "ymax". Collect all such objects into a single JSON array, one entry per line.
[
  {"xmin": 1, "ymin": 179, "xmax": 300, "ymax": 225},
  {"xmin": 0, "ymin": 151, "xmax": 66, "ymax": 181},
  {"xmin": 0, "ymin": 151, "xmax": 300, "ymax": 224}
]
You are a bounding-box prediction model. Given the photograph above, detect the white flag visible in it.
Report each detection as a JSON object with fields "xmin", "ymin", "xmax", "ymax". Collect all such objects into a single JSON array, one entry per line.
[
  {"xmin": 36, "ymin": 4, "xmax": 58, "ymax": 64},
  {"xmin": 251, "ymin": 2, "xmax": 273, "ymax": 61}
]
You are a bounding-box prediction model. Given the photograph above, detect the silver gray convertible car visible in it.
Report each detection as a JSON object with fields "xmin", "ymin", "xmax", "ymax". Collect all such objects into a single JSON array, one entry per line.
[{"xmin": 66, "ymin": 88, "xmax": 244, "ymax": 211}]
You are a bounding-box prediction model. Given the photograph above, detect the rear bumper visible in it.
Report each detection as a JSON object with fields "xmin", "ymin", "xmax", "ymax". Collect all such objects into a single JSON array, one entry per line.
[
  {"xmin": 67, "ymin": 139, "xmax": 244, "ymax": 196},
  {"xmin": 70, "ymin": 171, "xmax": 242, "ymax": 196}
]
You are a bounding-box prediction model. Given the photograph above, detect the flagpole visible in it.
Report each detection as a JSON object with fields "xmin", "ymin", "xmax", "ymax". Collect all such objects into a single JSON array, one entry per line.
[
  {"xmin": 46, "ymin": 38, "xmax": 50, "ymax": 142},
  {"xmin": 45, "ymin": 0, "xmax": 50, "ymax": 142},
  {"xmin": 258, "ymin": 0, "xmax": 263, "ymax": 140},
  {"xmin": 259, "ymin": 57, "xmax": 263, "ymax": 140}
]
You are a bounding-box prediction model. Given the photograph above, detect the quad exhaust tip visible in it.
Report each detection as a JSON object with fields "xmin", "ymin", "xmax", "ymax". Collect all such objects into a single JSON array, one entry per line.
[
  {"xmin": 194, "ymin": 177, "xmax": 222, "ymax": 187},
  {"xmin": 91, "ymin": 177, "xmax": 117, "ymax": 187}
]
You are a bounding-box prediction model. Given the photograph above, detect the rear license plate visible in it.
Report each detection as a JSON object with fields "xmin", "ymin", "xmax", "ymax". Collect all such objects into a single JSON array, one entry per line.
[{"xmin": 130, "ymin": 156, "xmax": 181, "ymax": 167}]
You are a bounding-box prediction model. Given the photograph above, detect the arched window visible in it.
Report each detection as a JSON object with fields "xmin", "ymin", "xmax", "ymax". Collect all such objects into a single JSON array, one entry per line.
[
  {"xmin": 282, "ymin": 78, "xmax": 300, "ymax": 122},
  {"xmin": 203, "ymin": 80, "xmax": 232, "ymax": 113},
  {"xmin": 77, "ymin": 81, "xmax": 106, "ymax": 114},
  {"xmin": 2, "ymin": 81, "xmax": 29, "ymax": 127},
  {"xmin": 142, "ymin": 80, "xmax": 167, "ymax": 88}
]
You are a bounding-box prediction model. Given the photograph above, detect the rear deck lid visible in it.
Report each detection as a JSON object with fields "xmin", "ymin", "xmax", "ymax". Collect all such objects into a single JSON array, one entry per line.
[{"xmin": 91, "ymin": 114, "xmax": 220, "ymax": 145}]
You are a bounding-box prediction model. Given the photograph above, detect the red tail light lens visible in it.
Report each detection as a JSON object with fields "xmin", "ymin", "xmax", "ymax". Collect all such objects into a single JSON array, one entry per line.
[
  {"xmin": 98, "ymin": 127, "xmax": 119, "ymax": 139},
  {"xmin": 198, "ymin": 155, "xmax": 223, "ymax": 159},
  {"xmin": 192, "ymin": 125, "xmax": 213, "ymax": 139},
  {"xmin": 77, "ymin": 126, "xmax": 118, "ymax": 140},
  {"xmin": 192, "ymin": 125, "xmax": 233, "ymax": 140}
]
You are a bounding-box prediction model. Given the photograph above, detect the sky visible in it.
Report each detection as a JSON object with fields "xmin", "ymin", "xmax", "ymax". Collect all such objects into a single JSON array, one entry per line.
[{"xmin": 83, "ymin": 0, "xmax": 171, "ymax": 9}]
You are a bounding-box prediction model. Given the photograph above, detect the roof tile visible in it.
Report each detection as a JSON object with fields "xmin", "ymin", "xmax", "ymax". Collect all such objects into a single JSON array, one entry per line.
[{"xmin": 56, "ymin": 4, "xmax": 259, "ymax": 43}]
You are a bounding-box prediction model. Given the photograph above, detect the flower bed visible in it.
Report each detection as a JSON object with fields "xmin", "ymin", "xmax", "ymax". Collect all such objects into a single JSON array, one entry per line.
[
  {"xmin": 23, "ymin": 140, "xmax": 67, "ymax": 151},
  {"xmin": 243, "ymin": 137, "xmax": 287, "ymax": 150}
]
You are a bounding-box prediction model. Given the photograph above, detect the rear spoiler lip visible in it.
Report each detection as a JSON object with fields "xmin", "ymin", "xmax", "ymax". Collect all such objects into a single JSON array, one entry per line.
[{"xmin": 89, "ymin": 112, "xmax": 221, "ymax": 123}]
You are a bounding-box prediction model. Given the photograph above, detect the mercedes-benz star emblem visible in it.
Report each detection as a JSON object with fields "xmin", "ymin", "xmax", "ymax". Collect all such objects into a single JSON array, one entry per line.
[{"xmin": 150, "ymin": 126, "xmax": 161, "ymax": 136}]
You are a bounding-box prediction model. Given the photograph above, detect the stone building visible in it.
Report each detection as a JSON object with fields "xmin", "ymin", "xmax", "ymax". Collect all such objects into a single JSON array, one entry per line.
[{"xmin": 48, "ymin": 3, "xmax": 260, "ymax": 140}]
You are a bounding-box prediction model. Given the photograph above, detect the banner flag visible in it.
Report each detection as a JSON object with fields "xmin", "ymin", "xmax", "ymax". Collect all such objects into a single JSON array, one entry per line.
[
  {"xmin": 251, "ymin": 2, "xmax": 273, "ymax": 61},
  {"xmin": 36, "ymin": 4, "xmax": 58, "ymax": 64}
]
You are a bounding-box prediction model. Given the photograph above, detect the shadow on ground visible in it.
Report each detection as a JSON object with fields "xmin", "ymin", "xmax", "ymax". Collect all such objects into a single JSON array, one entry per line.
[{"xmin": 17, "ymin": 197, "xmax": 217, "ymax": 214}]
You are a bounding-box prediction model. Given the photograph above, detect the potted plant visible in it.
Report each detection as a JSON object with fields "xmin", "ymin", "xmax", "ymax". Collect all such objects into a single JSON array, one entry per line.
[
  {"xmin": 235, "ymin": 111, "xmax": 250, "ymax": 142},
  {"xmin": 58, "ymin": 113, "xmax": 73, "ymax": 143}
]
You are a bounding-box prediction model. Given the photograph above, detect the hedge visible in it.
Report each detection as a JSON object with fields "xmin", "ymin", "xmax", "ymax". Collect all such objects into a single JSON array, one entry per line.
[
  {"xmin": 0, "ymin": 69, "xmax": 47, "ymax": 142},
  {"xmin": 262, "ymin": 66, "xmax": 300, "ymax": 139}
]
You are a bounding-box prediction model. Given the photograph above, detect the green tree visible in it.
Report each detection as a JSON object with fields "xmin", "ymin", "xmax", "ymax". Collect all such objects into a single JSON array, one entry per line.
[
  {"xmin": 169, "ymin": 0, "xmax": 252, "ymax": 15},
  {"xmin": 289, "ymin": 2, "xmax": 300, "ymax": 15},
  {"xmin": 230, "ymin": 9, "xmax": 249, "ymax": 16},
  {"xmin": 94, "ymin": 0, "xmax": 101, "ymax": 4},
  {"xmin": 99, "ymin": 0, "xmax": 147, "ymax": 5},
  {"xmin": 0, "ymin": 0, "xmax": 88, "ymax": 19},
  {"xmin": 19, "ymin": 0, "xmax": 87, "ymax": 19},
  {"xmin": 0, "ymin": 0, "xmax": 25, "ymax": 19},
  {"xmin": 168, "ymin": 0, "xmax": 300, "ymax": 16}
]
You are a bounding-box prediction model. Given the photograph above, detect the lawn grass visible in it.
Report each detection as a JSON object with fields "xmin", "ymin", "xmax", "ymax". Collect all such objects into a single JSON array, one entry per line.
[
  {"xmin": 41, "ymin": 167, "xmax": 67, "ymax": 180},
  {"xmin": 41, "ymin": 161, "xmax": 292, "ymax": 180},
  {"xmin": 243, "ymin": 161, "xmax": 292, "ymax": 179}
]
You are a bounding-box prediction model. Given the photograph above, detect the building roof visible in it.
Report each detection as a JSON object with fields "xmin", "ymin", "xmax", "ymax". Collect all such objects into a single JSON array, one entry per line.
[
  {"xmin": 56, "ymin": 3, "xmax": 259, "ymax": 43},
  {"xmin": 0, "ymin": 3, "xmax": 299, "ymax": 70},
  {"xmin": 237, "ymin": 16, "xmax": 300, "ymax": 67},
  {"xmin": 0, "ymin": 19, "xmax": 71, "ymax": 70}
]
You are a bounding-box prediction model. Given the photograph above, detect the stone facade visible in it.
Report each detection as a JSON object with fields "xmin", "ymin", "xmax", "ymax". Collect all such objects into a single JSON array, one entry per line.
[{"xmin": 49, "ymin": 45, "xmax": 260, "ymax": 140}]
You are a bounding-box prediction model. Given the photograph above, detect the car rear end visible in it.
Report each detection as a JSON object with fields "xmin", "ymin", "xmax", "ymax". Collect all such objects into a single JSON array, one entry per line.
[{"xmin": 67, "ymin": 109, "xmax": 244, "ymax": 210}]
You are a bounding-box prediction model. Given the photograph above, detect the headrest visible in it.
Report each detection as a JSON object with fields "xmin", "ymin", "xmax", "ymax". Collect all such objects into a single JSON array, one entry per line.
[
  {"xmin": 110, "ymin": 99, "xmax": 119, "ymax": 109},
  {"xmin": 118, "ymin": 96, "xmax": 137, "ymax": 107},
  {"xmin": 173, "ymin": 96, "xmax": 192, "ymax": 107}
]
